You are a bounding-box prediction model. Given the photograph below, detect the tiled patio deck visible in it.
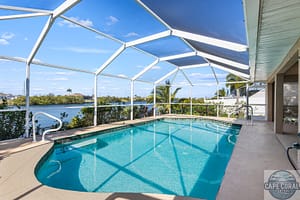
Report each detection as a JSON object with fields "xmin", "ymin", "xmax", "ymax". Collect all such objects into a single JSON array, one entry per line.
[{"xmin": 0, "ymin": 116, "xmax": 297, "ymax": 200}]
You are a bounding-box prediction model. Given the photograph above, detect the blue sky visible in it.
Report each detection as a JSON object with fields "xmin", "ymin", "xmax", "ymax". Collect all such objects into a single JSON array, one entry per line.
[{"xmin": 0, "ymin": 0, "xmax": 235, "ymax": 98}]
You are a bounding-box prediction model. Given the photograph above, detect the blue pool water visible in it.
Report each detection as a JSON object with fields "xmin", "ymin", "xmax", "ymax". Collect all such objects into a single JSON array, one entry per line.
[{"xmin": 36, "ymin": 118, "xmax": 241, "ymax": 199}]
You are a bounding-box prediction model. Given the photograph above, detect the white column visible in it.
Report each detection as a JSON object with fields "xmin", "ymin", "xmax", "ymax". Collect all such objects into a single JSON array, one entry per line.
[
  {"xmin": 274, "ymin": 73, "xmax": 284, "ymax": 133},
  {"xmin": 169, "ymin": 86, "xmax": 172, "ymax": 114},
  {"xmin": 153, "ymin": 84, "xmax": 156, "ymax": 118},
  {"xmin": 246, "ymin": 83, "xmax": 249, "ymax": 119},
  {"xmin": 130, "ymin": 80, "xmax": 134, "ymax": 120},
  {"xmin": 93, "ymin": 75, "xmax": 98, "ymax": 126},
  {"xmin": 298, "ymin": 52, "xmax": 300, "ymax": 134},
  {"xmin": 217, "ymin": 84, "xmax": 219, "ymax": 117},
  {"xmin": 190, "ymin": 86, "xmax": 193, "ymax": 116},
  {"xmin": 24, "ymin": 63, "xmax": 30, "ymax": 138},
  {"xmin": 266, "ymin": 83, "xmax": 274, "ymax": 121}
]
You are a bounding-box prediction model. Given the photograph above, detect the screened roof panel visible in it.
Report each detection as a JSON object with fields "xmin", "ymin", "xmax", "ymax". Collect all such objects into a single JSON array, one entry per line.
[
  {"xmin": 182, "ymin": 67, "xmax": 217, "ymax": 84},
  {"xmin": 168, "ymin": 56, "xmax": 207, "ymax": 67},
  {"xmin": 188, "ymin": 40, "xmax": 249, "ymax": 65},
  {"xmin": 35, "ymin": 19, "xmax": 121, "ymax": 72},
  {"xmin": 63, "ymin": 0, "xmax": 168, "ymax": 42},
  {"xmin": 0, "ymin": 16, "xmax": 49, "ymax": 58},
  {"xmin": 136, "ymin": 36, "xmax": 193, "ymax": 57},
  {"xmin": 0, "ymin": 0, "xmax": 65, "ymax": 10},
  {"xmin": 101, "ymin": 47, "xmax": 155, "ymax": 79},
  {"xmin": 137, "ymin": 61, "xmax": 176, "ymax": 82},
  {"xmin": 140, "ymin": 0, "xmax": 247, "ymax": 45},
  {"xmin": 207, "ymin": 59, "xmax": 249, "ymax": 76}
]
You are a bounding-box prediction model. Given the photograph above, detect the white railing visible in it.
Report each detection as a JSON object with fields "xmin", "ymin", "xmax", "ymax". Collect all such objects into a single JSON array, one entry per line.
[
  {"xmin": 32, "ymin": 112, "xmax": 62, "ymax": 142},
  {"xmin": 227, "ymin": 105, "xmax": 253, "ymax": 125}
]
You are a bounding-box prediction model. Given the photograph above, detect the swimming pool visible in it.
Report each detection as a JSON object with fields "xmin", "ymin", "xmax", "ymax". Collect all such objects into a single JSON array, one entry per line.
[{"xmin": 36, "ymin": 118, "xmax": 241, "ymax": 200}]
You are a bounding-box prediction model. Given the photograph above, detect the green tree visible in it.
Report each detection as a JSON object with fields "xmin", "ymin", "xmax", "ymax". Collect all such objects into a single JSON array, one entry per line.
[
  {"xmin": 215, "ymin": 88, "xmax": 226, "ymax": 97},
  {"xmin": 0, "ymin": 97, "xmax": 8, "ymax": 109},
  {"xmin": 226, "ymin": 73, "xmax": 246, "ymax": 103},
  {"xmin": 147, "ymin": 80, "xmax": 181, "ymax": 113}
]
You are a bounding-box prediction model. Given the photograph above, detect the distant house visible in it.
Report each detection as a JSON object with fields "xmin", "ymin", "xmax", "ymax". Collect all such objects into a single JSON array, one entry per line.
[{"xmin": 71, "ymin": 93, "xmax": 84, "ymax": 97}]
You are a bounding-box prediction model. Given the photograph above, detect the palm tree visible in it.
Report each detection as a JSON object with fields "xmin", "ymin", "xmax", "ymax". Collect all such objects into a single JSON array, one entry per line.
[
  {"xmin": 147, "ymin": 80, "xmax": 181, "ymax": 113},
  {"xmin": 226, "ymin": 74, "xmax": 246, "ymax": 103},
  {"xmin": 66, "ymin": 88, "xmax": 72, "ymax": 95},
  {"xmin": 215, "ymin": 88, "xmax": 226, "ymax": 97}
]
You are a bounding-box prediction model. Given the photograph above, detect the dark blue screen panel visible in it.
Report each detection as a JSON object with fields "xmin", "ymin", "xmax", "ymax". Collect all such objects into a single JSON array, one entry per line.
[
  {"xmin": 208, "ymin": 59, "xmax": 250, "ymax": 76},
  {"xmin": 0, "ymin": 0, "xmax": 65, "ymax": 10},
  {"xmin": 136, "ymin": 36, "xmax": 193, "ymax": 57},
  {"xmin": 168, "ymin": 56, "xmax": 207, "ymax": 67},
  {"xmin": 140, "ymin": 0, "xmax": 247, "ymax": 45},
  {"xmin": 189, "ymin": 40, "xmax": 249, "ymax": 65}
]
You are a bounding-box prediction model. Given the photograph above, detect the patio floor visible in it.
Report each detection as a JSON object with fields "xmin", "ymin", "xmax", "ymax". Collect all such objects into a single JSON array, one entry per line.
[{"xmin": 0, "ymin": 116, "xmax": 297, "ymax": 200}]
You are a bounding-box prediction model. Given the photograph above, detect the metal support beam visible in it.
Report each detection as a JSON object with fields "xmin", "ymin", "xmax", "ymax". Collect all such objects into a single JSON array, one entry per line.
[
  {"xmin": 0, "ymin": 55, "xmax": 95, "ymax": 74},
  {"xmin": 136, "ymin": 0, "xmax": 172, "ymax": 29},
  {"xmin": 197, "ymin": 51, "xmax": 249, "ymax": 70},
  {"xmin": 153, "ymin": 84, "xmax": 156, "ymax": 118},
  {"xmin": 169, "ymin": 86, "xmax": 172, "ymax": 114},
  {"xmin": 27, "ymin": 16, "xmax": 54, "ymax": 65},
  {"xmin": 179, "ymin": 63, "xmax": 208, "ymax": 70},
  {"xmin": 180, "ymin": 69, "xmax": 193, "ymax": 86},
  {"xmin": 172, "ymin": 29, "xmax": 248, "ymax": 52},
  {"xmin": 60, "ymin": 15, "xmax": 124, "ymax": 44},
  {"xmin": 132, "ymin": 59, "xmax": 159, "ymax": 81},
  {"xmin": 210, "ymin": 65, "xmax": 219, "ymax": 85},
  {"xmin": 95, "ymin": 45, "xmax": 125, "ymax": 75},
  {"xmin": 159, "ymin": 52, "xmax": 196, "ymax": 61},
  {"xmin": 246, "ymin": 83, "xmax": 249, "ymax": 119},
  {"xmin": 27, "ymin": 0, "xmax": 80, "ymax": 65},
  {"xmin": 210, "ymin": 63, "xmax": 250, "ymax": 80},
  {"xmin": 125, "ymin": 30, "xmax": 171, "ymax": 47},
  {"xmin": 217, "ymin": 83, "xmax": 220, "ymax": 117},
  {"xmin": 190, "ymin": 86, "xmax": 193, "ymax": 116},
  {"xmin": 93, "ymin": 75, "xmax": 98, "ymax": 126},
  {"xmin": 155, "ymin": 68, "xmax": 178, "ymax": 84},
  {"xmin": 0, "ymin": 13, "xmax": 50, "ymax": 20},
  {"xmin": 130, "ymin": 80, "xmax": 134, "ymax": 120},
  {"xmin": 24, "ymin": 63, "xmax": 30, "ymax": 138},
  {"xmin": 52, "ymin": 0, "xmax": 80, "ymax": 18},
  {"xmin": 0, "ymin": 5, "xmax": 52, "ymax": 14},
  {"xmin": 170, "ymin": 69, "xmax": 179, "ymax": 85}
]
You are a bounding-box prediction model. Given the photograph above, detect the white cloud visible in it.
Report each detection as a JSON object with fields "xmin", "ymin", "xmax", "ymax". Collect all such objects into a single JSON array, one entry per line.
[
  {"xmin": 0, "ymin": 38, "xmax": 9, "ymax": 45},
  {"xmin": 55, "ymin": 71, "xmax": 73, "ymax": 76},
  {"xmin": 152, "ymin": 65, "xmax": 161, "ymax": 70},
  {"xmin": 0, "ymin": 32, "xmax": 15, "ymax": 45},
  {"xmin": 58, "ymin": 17, "xmax": 93, "ymax": 28},
  {"xmin": 51, "ymin": 46, "xmax": 112, "ymax": 54},
  {"xmin": 124, "ymin": 32, "xmax": 139, "ymax": 38},
  {"xmin": 2, "ymin": 32, "xmax": 15, "ymax": 40},
  {"xmin": 32, "ymin": 88, "xmax": 45, "ymax": 91},
  {"xmin": 47, "ymin": 77, "xmax": 69, "ymax": 81},
  {"xmin": 106, "ymin": 16, "xmax": 119, "ymax": 26}
]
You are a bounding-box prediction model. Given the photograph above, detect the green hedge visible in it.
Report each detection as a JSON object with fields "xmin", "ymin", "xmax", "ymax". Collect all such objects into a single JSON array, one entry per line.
[{"xmin": 0, "ymin": 110, "xmax": 26, "ymax": 140}]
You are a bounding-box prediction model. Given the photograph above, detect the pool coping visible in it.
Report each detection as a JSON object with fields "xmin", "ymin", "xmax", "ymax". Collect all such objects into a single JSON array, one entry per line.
[{"xmin": 2, "ymin": 115, "xmax": 292, "ymax": 200}]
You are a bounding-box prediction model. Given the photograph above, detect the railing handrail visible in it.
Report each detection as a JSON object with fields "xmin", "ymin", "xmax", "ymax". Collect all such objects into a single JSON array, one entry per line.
[
  {"xmin": 32, "ymin": 112, "xmax": 62, "ymax": 142},
  {"xmin": 228, "ymin": 105, "xmax": 253, "ymax": 125}
]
